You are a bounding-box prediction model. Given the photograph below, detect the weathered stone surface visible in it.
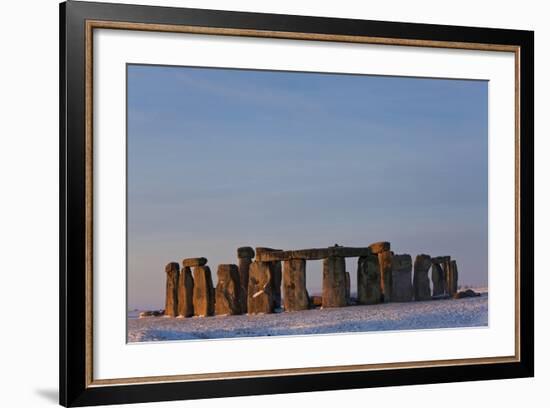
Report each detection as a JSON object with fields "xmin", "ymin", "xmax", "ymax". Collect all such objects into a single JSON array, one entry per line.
[
  {"xmin": 237, "ymin": 246, "xmax": 255, "ymax": 259},
  {"xmin": 431, "ymin": 262, "xmax": 445, "ymax": 297},
  {"xmin": 378, "ymin": 250, "xmax": 393, "ymax": 302},
  {"xmin": 177, "ymin": 266, "xmax": 194, "ymax": 317},
  {"xmin": 368, "ymin": 241, "xmax": 391, "ymax": 254},
  {"xmin": 283, "ymin": 259, "xmax": 309, "ymax": 311},
  {"xmin": 192, "ymin": 265, "xmax": 215, "ymax": 316},
  {"xmin": 310, "ymin": 296, "xmax": 323, "ymax": 307},
  {"xmin": 164, "ymin": 262, "xmax": 179, "ymax": 317},
  {"xmin": 322, "ymin": 256, "xmax": 347, "ymax": 308},
  {"xmin": 357, "ymin": 254, "xmax": 381, "ymax": 304},
  {"xmin": 255, "ymin": 247, "xmax": 283, "ymax": 257},
  {"xmin": 247, "ymin": 261, "xmax": 273, "ymax": 314},
  {"xmin": 345, "ymin": 271, "xmax": 351, "ymax": 304},
  {"xmin": 413, "ymin": 254, "xmax": 432, "ymax": 301},
  {"xmin": 238, "ymin": 257, "xmax": 252, "ymax": 313},
  {"xmin": 256, "ymin": 246, "xmax": 372, "ymax": 262},
  {"xmin": 450, "ymin": 260, "xmax": 459, "ymax": 295},
  {"xmin": 431, "ymin": 256, "xmax": 450, "ymax": 263},
  {"xmin": 443, "ymin": 259, "xmax": 453, "ymax": 295},
  {"xmin": 269, "ymin": 261, "xmax": 282, "ymax": 309},
  {"xmin": 215, "ymin": 264, "xmax": 241, "ymax": 315},
  {"xmin": 182, "ymin": 257, "xmax": 207, "ymax": 267},
  {"xmin": 391, "ymin": 254, "xmax": 413, "ymax": 302}
]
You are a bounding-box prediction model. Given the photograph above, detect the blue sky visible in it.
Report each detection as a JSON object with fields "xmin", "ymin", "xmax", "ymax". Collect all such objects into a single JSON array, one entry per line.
[{"xmin": 127, "ymin": 64, "xmax": 488, "ymax": 310}]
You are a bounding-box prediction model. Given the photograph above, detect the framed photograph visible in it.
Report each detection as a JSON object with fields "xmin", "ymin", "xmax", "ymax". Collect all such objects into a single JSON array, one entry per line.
[{"xmin": 60, "ymin": 1, "xmax": 534, "ymax": 406}]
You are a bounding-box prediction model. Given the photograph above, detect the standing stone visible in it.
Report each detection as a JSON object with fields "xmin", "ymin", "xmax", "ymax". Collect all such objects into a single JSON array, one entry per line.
[
  {"xmin": 182, "ymin": 257, "xmax": 208, "ymax": 267},
  {"xmin": 368, "ymin": 241, "xmax": 391, "ymax": 254},
  {"xmin": 378, "ymin": 250, "xmax": 393, "ymax": 302},
  {"xmin": 413, "ymin": 254, "xmax": 432, "ymax": 301},
  {"xmin": 247, "ymin": 261, "xmax": 273, "ymax": 314},
  {"xmin": 357, "ymin": 254, "xmax": 381, "ymax": 304},
  {"xmin": 215, "ymin": 264, "xmax": 241, "ymax": 315},
  {"xmin": 391, "ymin": 254, "xmax": 413, "ymax": 302},
  {"xmin": 164, "ymin": 262, "xmax": 179, "ymax": 317},
  {"xmin": 237, "ymin": 247, "xmax": 255, "ymax": 313},
  {"xmin": 450, "ymin": 260, "xmax": 459, "ymax": 295},
  {"xmin": 283, "ymin": 259, "xmax": 309, "ymax": 312},
  {"xmin": 345, "ymin": 271, "xmax": 351, "ymax": 304},
  {"xmin": 442, "ymin": 257, "xmax": 452, "ymax": 295},
  {"xmin": 270, "ymin": 261, "xmax": 282, "ymax": 309},
  {"xmin": 431, "ymin": 262, "xmax": 445, "ymax": 297},
  {"xmin": 177, "ymin": 266, "xmax": 194, "ymax": 317},
  {"xmin": 322, "ymin": 256, "xmax": 347, "ymax": 308},
  {"xmin": 192, "ymin": 265, "xmax": 215, "ymax": 316}
]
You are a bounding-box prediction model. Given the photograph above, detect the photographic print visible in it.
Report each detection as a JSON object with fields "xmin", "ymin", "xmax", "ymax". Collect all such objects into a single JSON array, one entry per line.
[
  {"xmin": 126, "ymin": 65, "xmax": 489, "ymax": 343},
  {"xmin": 61, "ymin": 3, "xmax": 533, "ymax": 404}
]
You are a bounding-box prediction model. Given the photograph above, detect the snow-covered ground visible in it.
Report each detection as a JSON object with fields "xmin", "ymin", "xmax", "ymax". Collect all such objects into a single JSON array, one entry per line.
[{"xmin": 128, "ymin": 291, "xmax": 488, "ymax": 342}]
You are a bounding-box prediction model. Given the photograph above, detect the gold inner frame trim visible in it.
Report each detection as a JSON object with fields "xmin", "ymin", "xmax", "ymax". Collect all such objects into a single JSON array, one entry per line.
[{"xmin": 84, "ymin": 19, "xmax": 521, "ymax": 388}]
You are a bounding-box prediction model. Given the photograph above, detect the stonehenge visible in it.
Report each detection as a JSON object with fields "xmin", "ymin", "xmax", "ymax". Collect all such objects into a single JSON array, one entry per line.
[
  {"xmin": 283, "ymin": 259, "xmax": 309, "ymax": 311},
  {"xmin": 451, "ymin": 260, "xmax": 459, "ymax": 295},
  {"xmin": 322, "ymin": 256, "xmax": 347, "ymax": 308},
  {"xmin": 162, "ymin": 244, "xmax": 461, "ymax": 318},
  {"xmin": 378, "ymin": 250, "xmax": 393, "ymax": 302},
  {"xmin": 345, "ymin": 271, "xmax": 351, "ymax": 304},
  {"xmin": 177, "ymin": 266, "xmax": 194, "ymax": 317},
  {"xmin": 215, "ymin": 264, "xmax": 241, "ymax": 315},
  {"xmin": 182, "ymin": 257, "xmax": 207, "ymax": 267},
  {"xmin": 247, "ymin": 261, "xmax": 274, "ymax": 314},
  {"xmin": 193, "ymin": 265, "xmax": 215, "ymax": 317},
  {"xmin": 391, "ymin": 254, "xmax": 413, "ymax": 302},
  {"xmin": 431, "ymin": 262, "xmax": 445, "ymax": 297},
  {"xmin": 357, "ymin": 253, "xmax": 381, "ymax": 304},
  {"xmin": 164, "ymin": 262, "xmax": 179, "ymax": 317},
  {"xmin": 269, "ymin": 261, "xmax": 283, "ymax": 309},
  {"xmin": 413, "ymin": 254, "xmax": 432, "ymax": 301},
  {"xmin": 431, "ymin": 256, "xmax": 459, "ymax": 297},
  {"xmin": 237, "ymin": 247, "xmax": 254, "ymax": 313}
]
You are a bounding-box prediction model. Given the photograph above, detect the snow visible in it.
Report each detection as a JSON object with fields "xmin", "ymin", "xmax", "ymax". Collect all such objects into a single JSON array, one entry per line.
[{"xmin": 127, "ymin": 292, "xmax": 488, "ymax": 343}]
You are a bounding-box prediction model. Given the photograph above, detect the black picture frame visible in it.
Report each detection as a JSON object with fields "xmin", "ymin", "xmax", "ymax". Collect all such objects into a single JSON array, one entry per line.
[{"xmin": 60, "ymin": 1, "xmax": 534, "ymax": 406}]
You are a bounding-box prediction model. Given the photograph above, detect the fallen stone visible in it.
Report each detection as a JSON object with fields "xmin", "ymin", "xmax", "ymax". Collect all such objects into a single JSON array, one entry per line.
[
  {"xmin": 391, "ymin": 254, "xmax": 413, "ymax": 302},
  {"xmin": 413, "ymin": 254, "xmax": 432, "ymax": 301},
  {"xmin": 283, "ymin": 259, "xmax": 309, "ymax": 311},
  {"xmin": 215, "ymin": 264, "xmax": 241, "ymax": 315},
  {"xmin": 322, "ymin": 256, "xmax": 347, "ymax": 308},
  {"xmin": 177, "ymin": 266, "xmax": 194, "ymax": 317},
  {"xmin": 247, "ymin": 261, "xmax": 273, "ymax": 314},
  {"xmin": 368, "ymin": 241, "xmax": 391, "ymax": 254},
  {"xmin": 164, "ymin": 262, "xmax": 179, "ymax": 317},
  {"xmin": 357, "ymin": 254, "xmax": 381, "ymax": 304},
  {"xmin": 192, "ymin": 265, "xmax": 215, "ymax": 317},
  {"xmin": 453, "ymin": 289, "xmax": 480, "ymax": 299},
  {"xmin": 182, "ymin": 257, "xmax": 208, "ymax": 267}
]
